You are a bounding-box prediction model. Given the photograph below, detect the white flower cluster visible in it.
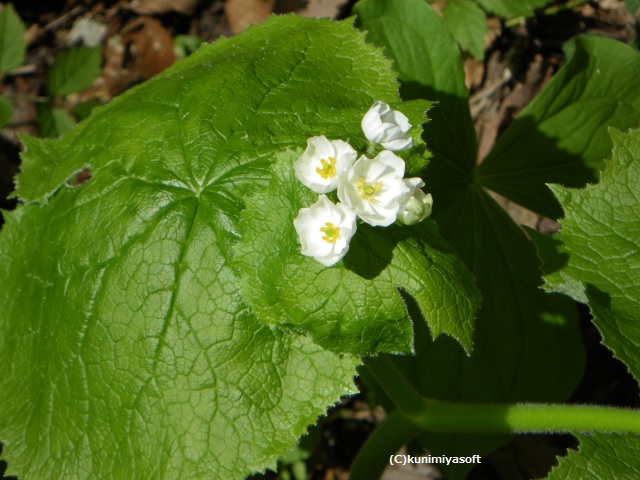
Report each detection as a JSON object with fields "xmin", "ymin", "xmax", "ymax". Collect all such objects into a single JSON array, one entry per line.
[{"xmin": 292, "ymin": 102, "xmax": 433, "ymax": 266}]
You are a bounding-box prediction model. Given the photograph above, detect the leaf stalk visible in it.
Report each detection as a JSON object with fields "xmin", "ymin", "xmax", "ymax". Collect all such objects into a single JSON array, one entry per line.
[
  {"xmin": 364, "ymin": 355, "xmax": 640, "ymax": 434},
  {"xmin": 356, "ymin": 355, "xmax": 640, "ymax": 479}
]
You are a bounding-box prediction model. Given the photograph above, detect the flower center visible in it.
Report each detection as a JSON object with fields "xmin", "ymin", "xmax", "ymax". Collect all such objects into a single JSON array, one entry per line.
[
  {"xmin": 319, "ymin": 222, "xmax": 341, "ymax": 243},
  {"xmin": 316, "ymin": 157, "xmax": 337, "ymax": 179},
  {"xmin": 357, "ymin": 178, "xmax": 383, "ymax": 202}
]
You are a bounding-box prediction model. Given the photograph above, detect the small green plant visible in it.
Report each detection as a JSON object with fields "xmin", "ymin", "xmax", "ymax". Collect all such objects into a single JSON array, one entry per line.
[
  {"xmin": 0, "ymin": 1, "xmax": 639, "ymax": 479},
  {"xmin": 0, "ymin": 3, "xmax": 26, "ymax": 129},
  {"xmin": 0, "ymin": 3, "xmax": 102, "ymax": 136}
]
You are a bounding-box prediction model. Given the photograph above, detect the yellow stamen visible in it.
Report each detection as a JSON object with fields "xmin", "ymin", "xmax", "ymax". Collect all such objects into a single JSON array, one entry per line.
[
  {"xmin": 316, "ymin": 157, "xmax": 337, "ymax": 179},
  {"xmin": 320, "ymin": 222, "xmax": 341, "ymax": 243},
  {"xmin": 357, "ymin": 178, "xmax": 383, "ymax": 202}
]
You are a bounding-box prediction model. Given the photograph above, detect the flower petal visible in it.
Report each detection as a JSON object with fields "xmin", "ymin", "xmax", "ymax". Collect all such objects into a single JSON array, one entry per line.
[
  {"xmin": 381, "ymin": 135, "xmax": 412, "ymax": 152},
  {"xmin": 338, "ymin": 151, "xmax": 410, "ymax": 227},
  {"xmin": 294, "ymin": 136, "xmax": 357, "ymax": 194},
  {"xmin": 293, "ymin": 195, "xmax": 357, "ymax": 266}
]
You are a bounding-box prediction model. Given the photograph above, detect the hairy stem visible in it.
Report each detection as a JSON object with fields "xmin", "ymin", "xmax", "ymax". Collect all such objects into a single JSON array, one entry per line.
[
  {"xmin": 364, "ymin": 355, "xmax": 640, "ymax": 434},
  {"xmin": 413, "ymin": 400, "xmax": 640, "ymax": 434}
]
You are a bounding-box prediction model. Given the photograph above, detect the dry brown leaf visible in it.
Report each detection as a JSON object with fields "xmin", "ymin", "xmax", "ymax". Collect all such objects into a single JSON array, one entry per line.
[
  {"xmin": 128, "ymin": 0, "xmax": 200, "ymax": 15},
  {"xmin": 99, "ymin": 17, "xmax": 176, "ymax": 97},
  {"xmin": 486, "ymin": 16, "xmax": 501, "ymax": 50},
  {"xmin": 224, "ymin": 0, "xmax": 275, "ymax": 34},
  {"xmin": 295, "ymin": 0, "xmax": 348, "ymax": 19},
  {"xmin": 464, "ymin": 57, "xmax": 484, "ymax": 92}
]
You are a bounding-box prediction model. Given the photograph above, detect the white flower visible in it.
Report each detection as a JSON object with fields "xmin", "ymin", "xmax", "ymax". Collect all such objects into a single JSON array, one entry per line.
[
  {"xmin": 293, "ymin": 195, "xmax": 357, "ymax": 267},
  {"xmin": 337, "ymin": 150, "xmax": 410, "ymax": 227},
  {"xmin": 361, "ymin": 101, "xmax": 413, "ymax": 151},
  {"xmin": 398, "ymin": 178, "xmax": 433, "ymax": 225},
  {"xmin": 294, "ymin": 135, "xmax": 357, "ymax": 193}
]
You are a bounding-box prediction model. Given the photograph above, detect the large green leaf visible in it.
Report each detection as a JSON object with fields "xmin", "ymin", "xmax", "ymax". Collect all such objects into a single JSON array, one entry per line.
[
  {"xmin": 356, "ymin": 1, "xmax": 585, "ymax": 476},
  {"xmin": 0, "ymin": 16, "xmax": 428, "ymax": 479},
  {"xmin": 533, "ymin": 128, "xmax": 640, "ymax": 383},
  {"xmin": 235, "ymin": 153, "xmax": 480, "ymax": 356},
  {"xmin": 476, "ymin": 36, "xmax": 640, "ymax": 219},
  {"xmin": 546, "ymin": 433, "xmax": 640, "ymax": 480},
  {"xmin": 442, "ymin": 0, "xmax": 489, "ymax": 60},
  {"xmin": 0, "ymin": 3, "xmax": 26, "ymax": 74}
]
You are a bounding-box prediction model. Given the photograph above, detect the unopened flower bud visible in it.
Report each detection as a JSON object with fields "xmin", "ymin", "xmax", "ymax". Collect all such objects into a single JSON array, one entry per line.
[
  {"xmin": 361, "ymin": 101, "xmax": 412, "ymax": 151},
  {"xmin": 398, "ymin": 180, "xmax": 433, "ymax": 225}
]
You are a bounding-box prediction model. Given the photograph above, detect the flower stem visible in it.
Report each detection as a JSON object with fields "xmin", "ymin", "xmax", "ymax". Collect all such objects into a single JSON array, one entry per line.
[
  {"xmin": 411, "ymin": 400, "xmax": 640, "ymax": 434},
  {"xmin": 364, "ymin": 355, "xmax": 640, "ymax": 434},
  {"xmin": 364, "ymin": 355, "xmax": 427, "ymax": 417}
]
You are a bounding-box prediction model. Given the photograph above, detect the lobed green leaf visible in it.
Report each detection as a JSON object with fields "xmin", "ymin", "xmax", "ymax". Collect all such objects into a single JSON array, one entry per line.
[
  {"xmin": 476, "ymin": 36, "xmax": 640, "ymax": 219},
  {"xmin": 234, "ymin": 152, "xmax": 480, "ymax": 356},
  {"xmin": 0, "ymin": 16, "xmax": 422, "ymax": 479},
  {"xmin": 546, "ymin": 433, "xmax": 640, "ymax": 480},
  {"xmin": 533, "ymin": 128, "xmax": 640, "ymax": 383}
]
